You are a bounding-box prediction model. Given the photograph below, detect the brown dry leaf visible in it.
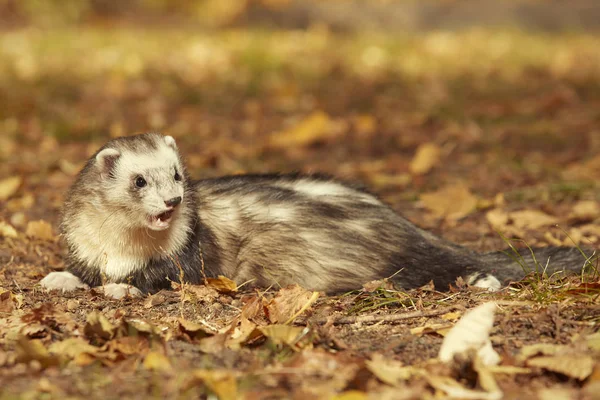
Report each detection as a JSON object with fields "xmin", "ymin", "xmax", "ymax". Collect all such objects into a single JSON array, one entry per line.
[
  {"xmin": 485, "ymin": 209, "xmax": 510, "ymax": 231},
  {"xmin": 410, "ymin": 323, "xmax": 453, "ymax": 337},
  {"xmin": 427, "ymin": 375, "xmax": 502, "ymax": 400},
  {"xmin": 106, "ymin": 336, "xmax": 150, "ymax": 356},
  {"xmin": 270, "ymin": 111, "xmax": 334, "ymax": 148},
  {"xmin": 569, "ymin": 200, "xmax": 600, "ymax": 222},
  {"xmin": 0, "ymin": 291, "xmax": 14, "ymax": 313},
  {"xmin": 143, "ymin": 292, "xmax": 167, "ymax": 308},
  {"xmin": 409, "ymin": 142, "xmax": 441, "ymax": 175},
  {"xmin": 227, "ymin": 317, "xmax": 261, "ymax": 349},
  {"xmin": 365, "ymin": 353, "xmax": 422, "ymax": 386},
  {"xmin": 48, "ymin": 337, "xmax": 99, "ymax": 361},
  {"xmin": 0, "ymin": 221, "xmax": 18, "ymax": 238},
  {"xmin": 15, "ymin": 337, "xmax": 60, "ymax": 368},
  {"xmin": 205, "ymin": 275, "xmax": 237, "ymax": 294},
  {"xmin": 143, "ymin": 351, "xmax": 172, "ymax": 372},
  {"xmin": 518, "ymin": 343, "xmax": 564, "ymax": 361},
  {"xmin": 180, "ymin": 284, "xmax": 219, "ymax": 303},
  {"xmin": 510, "ymin": 210, "xmax": 558, "ymax": 230},
  {"xmin": 84, "ymin": 311, "xmax": 115, "ymax": 341},
  {"xmin": 25, "ymin": 220, "xmax": 55, "ymax": 241},
  {"xmin": 527, "ymin": 355, "xmax": 594, "ymax": 380},
  {"xmin": 178, "ymin": 318, "xmax": 215, "ymax": 341},
  {"xmin": 0, "ymin": 176, "xmax": 22, "ymax": 201},
  {"xmin": 187, "ymin": 369, "xmax": 237, "ymax": 400},
  {"xmin": 258, "ymin": 324, "xmax": 308, "ymax": 347},
  {"xmin": 420, "ymin": 183, "xmax": 478, "ymax": 221},
  {"xmin": 265, "ymin": 284, "xmax": 318, "ymax": 324},
  {"xmin": 240, "ymin": 296, "xmax": 263, "ymax": 320}
]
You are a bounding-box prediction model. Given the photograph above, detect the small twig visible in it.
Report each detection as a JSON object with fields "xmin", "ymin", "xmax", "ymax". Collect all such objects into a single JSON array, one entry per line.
[
  {"xmin": 198, "ymin": 240, "xmax": 208, "ymax": 285},
  {"xmin": 298, "ymin": 305, "xmax": 459, "ymax": 326}
]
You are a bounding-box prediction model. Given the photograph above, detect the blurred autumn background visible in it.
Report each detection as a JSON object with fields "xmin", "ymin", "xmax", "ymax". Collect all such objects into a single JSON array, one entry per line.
[{"xmin": 1, "ymin": 1, "xmax": 600, "ymax": 399}]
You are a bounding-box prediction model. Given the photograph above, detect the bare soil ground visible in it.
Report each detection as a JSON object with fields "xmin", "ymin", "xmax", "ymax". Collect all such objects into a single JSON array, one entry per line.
[{"xmin": 1, "ymin": 27, "xmax": 600, "ymax": 399}]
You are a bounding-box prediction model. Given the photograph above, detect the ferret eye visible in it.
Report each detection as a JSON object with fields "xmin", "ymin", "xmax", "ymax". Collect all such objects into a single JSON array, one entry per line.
[
  {"xmin": 135, "ymin": 176, "xmax": 147, "ymax": 188},
  {"xmin": 174, "ymin": 171, "xmax": 182, "ymax": 181}
]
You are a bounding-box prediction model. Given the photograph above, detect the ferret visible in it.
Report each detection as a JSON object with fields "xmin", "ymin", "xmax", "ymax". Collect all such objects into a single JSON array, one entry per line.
[{"xmin": 40, "ymin": 133, "xmax": 593, "ymax": 299}]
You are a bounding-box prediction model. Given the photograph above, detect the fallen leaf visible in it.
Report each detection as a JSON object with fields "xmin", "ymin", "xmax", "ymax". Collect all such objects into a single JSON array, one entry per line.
[
  {"xmin": 0, "ymin": 291, "xmax": 14, "ymax": 313},
  {"xmin": 0, "ymin": 221, "xmax": 18, "ymax": 238},
  {"xmin": 15, "ymin": 337, "xmax": 60, "ymax": 368},
  {"xmin": 205, "ymin": 275, "xmax": 237, "ymax": 294},
  {"xmin": 410, "ymin": 323, "xmax": 453, "ymax": 337},
  {"xmin": 427, "ymin": 375, "xmax": 502, "ymax": 400},
  {"xmin": 0, "ymin": 176, "xmax": 22, "ymax": 201},
  {"xmin": 409, "ymin": 143, "xmax": 441, "ymax": 175},
  {"xmin": 143, "ymin": 351, "xmax": 172, "ymax": 372},
  {"xmin": 84, "ymin": 311, "xmax": 115, "ymax": 341},
  {"xmin": 270, "ymin": 111, "xmax": 334, "ymax": 148},
  {"xmin": 265, "ymin": 285, "xmax": 319, "ymax": 324},
  {"xmin": 25, "ymin": 220, "xmax": 55, "ymax": 241},
  {"xmin": 258, "ymin": 324, "xmax": 308, "ymax": 348},
  {"xmin": 330, "ymin": 391, "xmax": 369, "ymax": 400},
  {"xmin": 485, "ymin": 209, "xmax": 510, "ymax": 231},
  {"xmin": 186, "ymin": 369, "xmax": 237, "ymax": 400},
  {"xmin": 439, "ymin": 302, "xmax": 499, "ymax": 366},
  {"xmin": 421, "ymin": 183, "xmax": 478, "ymax": 221},
  {"xmin": 510, "ymin": 210, "xmax": 558, "ymax": 230},
  {"xmin": 143, "ymin": 292, "xmax": 166, "ymax": 308},
  {"xmin": 178, "ymin": 318, "xmax": 215, "ymax": 341},
  {"xmin": 48, "ymin": 337, "xmax": 99, "ymax": 361},
  {"xmin": 569, "ymin": 200, "xmax": 600, "ymax": 222},
  {"xmin": 365, "ymin": 353, "xmax": 422, "ymax": 386},
  {"xmin": 527, "ymin": 355, "xmax": 594, "ymax": 380}
]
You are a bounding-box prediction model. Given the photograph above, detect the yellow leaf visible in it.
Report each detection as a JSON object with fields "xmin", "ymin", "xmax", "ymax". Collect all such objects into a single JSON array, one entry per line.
[
  {"xmin": 410, "ymin": 323, "xmax": 453, "ymax": 337},
  {"xmin": 527, "ymin": 355, "xmax": 594, "ymax": 380},
  {"xmin": 409, "ymin": 143, "xmax": 441, "ymax": 175},
  {"xmin": 258, "ymin": 325, "xmax": 306, "ymax": 347},
  {"xmin": 143, "ymin": 351, "xmax": 172, "ymax": 372},
  {"xmin": 270, "ymin": 111, "xmax": 333, "ymax": 148},
  {"xmin": 366, "ymin": 353, "xmax": 421, "ymax": 386},
  {"xmin": 330, "ymin": 391, "xmax": 369, "ymax": 400},
  {"xmin": 25, "ymin": 220, "xmax": 55, "ymax": 241},
  {"xmin": 15, "ymin": 337, "xmax": 60, "ymax": 368},
  {"xmin": 0, "ymin": 176, "xmax": 21, "ymax": 201},
  {"xmin": 0, "ymin": 221, "xmax": 18, "ymax": 238},
  {"xmin": 48, "ymin": 337, "xmax": 99, "ymax": 360},
  {"xmin": 205, "ymin": 275, "xmax": 237, "ymax": 294},
  {"xmin": 421, "ymin": 183, "xmax": 478, "ymax": 221},
  {"xmin": 510, "ymin": 210, "xmax": 558, "ymax": 230},
  {"xmin": 189, "ymin": 370, "xmax": 237, "ymax": 400}
]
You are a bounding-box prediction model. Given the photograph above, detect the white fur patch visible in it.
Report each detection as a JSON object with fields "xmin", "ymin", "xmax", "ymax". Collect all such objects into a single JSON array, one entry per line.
[
  {"xmin": 164, "ymin": 135, "xmax": 177, "ymax": 148},
  {"xmin": 99, "ymin": 283, "xmax": 143, "ymax": 299},
  {"xmin": 39, "ymin": 271, "xmax": 89, "ymax": 292},
  {"xmin": 284, "ymin": 179, "xmax": 382, "ymax": 205},
  {"xmin": 470, "ymin": 274, "xmax": 502, "ymax": 292}
]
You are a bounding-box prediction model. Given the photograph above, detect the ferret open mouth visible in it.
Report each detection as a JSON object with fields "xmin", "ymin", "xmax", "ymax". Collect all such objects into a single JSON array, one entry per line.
[{"xmin": 149, "ymin": 209, "xmax": 175, "ymax": 230}]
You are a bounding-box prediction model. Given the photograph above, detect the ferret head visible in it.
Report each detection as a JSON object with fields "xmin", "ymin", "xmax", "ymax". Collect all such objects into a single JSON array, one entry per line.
[{"xmin": 92, "ymin": 133, "xmax": 187, "ymax": 231}]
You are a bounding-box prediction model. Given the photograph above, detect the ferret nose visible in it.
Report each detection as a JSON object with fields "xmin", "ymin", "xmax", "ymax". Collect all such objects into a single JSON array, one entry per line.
[{"xmin": 165, "ymin": 196, "xmax": 182, "ymax": 208}]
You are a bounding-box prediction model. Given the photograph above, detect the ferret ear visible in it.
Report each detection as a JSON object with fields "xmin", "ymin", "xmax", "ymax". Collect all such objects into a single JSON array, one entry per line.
[
  {"xmin": 164, "ymin": 135, "xmax": 177, "ymax": 149},
  {"xmin": 95, "ymin": 148, "xmax": 121, "ymax": 178}
]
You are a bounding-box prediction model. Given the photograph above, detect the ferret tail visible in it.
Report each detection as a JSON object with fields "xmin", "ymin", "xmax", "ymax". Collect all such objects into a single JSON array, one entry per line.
[{"xmin": 479, "ymin": 246, "xmax": 598, "ymax": 284}]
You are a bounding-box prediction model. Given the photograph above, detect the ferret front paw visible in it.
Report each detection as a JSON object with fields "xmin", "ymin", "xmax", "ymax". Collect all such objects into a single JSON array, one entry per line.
[
  {"xmin": 99, "ymin": 283, "xmax": 143, "ymax": 300},
  {"xmin": 39, "ymin": 271, "xmax": 89, "ymax": 292}
]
